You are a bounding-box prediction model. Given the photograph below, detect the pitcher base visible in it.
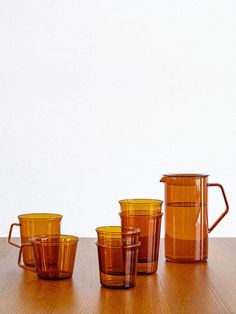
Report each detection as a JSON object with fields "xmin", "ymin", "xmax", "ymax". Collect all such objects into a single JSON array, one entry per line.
[{"xmin": 165, "ymin": 256, "xmax": 208, "ymax": 263}]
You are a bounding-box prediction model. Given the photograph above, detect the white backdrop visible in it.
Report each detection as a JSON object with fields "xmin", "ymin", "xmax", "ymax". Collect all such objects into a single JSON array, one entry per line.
[{"xmin": 0, "ymin": 0, "xmax": 235, "ymax": 237}]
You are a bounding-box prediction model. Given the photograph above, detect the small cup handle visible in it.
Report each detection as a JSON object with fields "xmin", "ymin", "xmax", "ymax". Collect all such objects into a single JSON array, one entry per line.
[
  {"xmin": 207, "ymin": 183, "xmax": 229, "ymax": 233},
  {"xmin": 8, "ymin": 223, "xmax": 21, "ymax": 248},
  {"xmin": 18, "ymin": 243, "xmax": 36, "ymax": 272}
]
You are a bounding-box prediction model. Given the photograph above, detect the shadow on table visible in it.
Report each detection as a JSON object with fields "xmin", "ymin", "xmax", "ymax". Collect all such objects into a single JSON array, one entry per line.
[
  {"xmin": 160, "ymin": 261, "xmax": 215, "ymax": 313},
  {"xmin": 96, "ymin": 262, "xmax": 215, "ymax": 313},
  {"xmin": 96, "ymin": 273, "xmax": 165, "ymax": 313}
]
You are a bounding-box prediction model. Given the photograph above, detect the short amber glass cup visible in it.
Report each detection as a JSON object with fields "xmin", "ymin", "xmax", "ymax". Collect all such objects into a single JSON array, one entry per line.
[
  {"xmin": 18, "ymin": 235, "xmax": 78, "ymax": 279},
  {"xmin": 96, "ymin": 226, "xmax": 140, "ymax": 289},
  {"xmin": 8, "ymin": 213, "xmax": 62, "ymax": 265},
  {"xmin": 119, "ymin": 199, "xmax": 163, "ymax": 274}
]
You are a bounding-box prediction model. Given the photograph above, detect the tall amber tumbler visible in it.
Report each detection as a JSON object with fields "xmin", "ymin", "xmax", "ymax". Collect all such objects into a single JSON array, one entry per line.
[
  {"xmin": 160, "ymin": 174, "xmax": 229, "ymax": 262},
  {"xmin": 8, "ymin": 213, "xmax": 62, "ymax": 265},
  {"xmin": 96, "ymin": 226, "xmax": 140, "ymax": 289},
  {"xmin": 18, "ymin": 235, "xmax": 78, "ymax": 279},
  {"xmin": 119, "ymin": 199, "xmax": 163, "ymax": 274}
]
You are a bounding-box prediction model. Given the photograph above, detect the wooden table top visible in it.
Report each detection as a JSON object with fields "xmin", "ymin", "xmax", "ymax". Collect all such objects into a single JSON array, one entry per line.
[{"xmin": 0, "ymin": 238, "xmax": 235, "ymax": 314}]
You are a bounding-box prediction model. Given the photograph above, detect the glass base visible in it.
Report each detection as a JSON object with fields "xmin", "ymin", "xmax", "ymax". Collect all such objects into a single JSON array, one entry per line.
[
  {"xmin": 37, "ymin": 271, "xmax": 72, "ymax": 280},
  {"xmin": 165, "ymin": 256, "xmax": 208, "ymax": 263},
  {"xmin": 100, "ymin": 272, "xmax": 135, "ymax": 289},
  {"xmin": 137, "ymin": 260, "xmax": 158, "ymax": 274},
  {"xmin": 24, "ymin": 260, "xmax": 35, "ymax": 266}
]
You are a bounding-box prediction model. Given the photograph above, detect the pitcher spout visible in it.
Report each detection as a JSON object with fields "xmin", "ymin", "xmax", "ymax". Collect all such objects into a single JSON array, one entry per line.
[{"xmin": 160, "ymin": 176, "xmax": 166, "ymax": 183}]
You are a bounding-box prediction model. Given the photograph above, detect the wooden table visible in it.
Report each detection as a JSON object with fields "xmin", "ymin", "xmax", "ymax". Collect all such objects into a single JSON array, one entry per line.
[{"xmin": 0, "ymin": 238, "xmax": 235, "ymax": 314}]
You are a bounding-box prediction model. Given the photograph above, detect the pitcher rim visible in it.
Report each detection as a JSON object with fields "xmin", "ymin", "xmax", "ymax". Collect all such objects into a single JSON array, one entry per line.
[{"xmin": 162, "ymin": 173, "xmax": 209, "ymax": 177}]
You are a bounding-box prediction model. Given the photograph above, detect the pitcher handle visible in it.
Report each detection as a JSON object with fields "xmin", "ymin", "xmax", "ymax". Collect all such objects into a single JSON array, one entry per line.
[
  {"xmin": 8, "ymin": 223, "xmax": 21, "ymax": 248},
  {"xmin": 207, "ymin": 183, "xmax": 229, "ymax": 233},
  {"xmin": 18, "ymin": 243, "xmax": 36, "ymax": 272}
]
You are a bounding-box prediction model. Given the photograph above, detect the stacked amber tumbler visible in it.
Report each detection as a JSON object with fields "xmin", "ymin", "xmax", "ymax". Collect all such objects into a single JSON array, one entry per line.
[
  {"xmin": 96, "ymin": 226, "xmax": 140, "ymax": 288},
  {"xmin": 96, "ymin": 199, "xmax": 163, "ymax": 289},
  {"xmin": 119, "ymin": 199, "xmax": 163, "ymax": 274},
  {"xmin": 8, "ymin": 213, "xmax": 79, "ymax": 280}
]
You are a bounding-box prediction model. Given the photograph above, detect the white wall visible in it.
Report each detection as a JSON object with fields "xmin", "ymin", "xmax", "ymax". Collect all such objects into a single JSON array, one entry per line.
[{"xmin": 0, "ymin": 0, "xmax": 235, "ymax": 237}]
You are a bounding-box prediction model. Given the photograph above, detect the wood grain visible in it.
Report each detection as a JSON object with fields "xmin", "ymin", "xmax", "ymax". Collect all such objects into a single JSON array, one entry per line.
[{"xmin": 0, "ymin": 238, "xmax": 236, "ymax": 314}]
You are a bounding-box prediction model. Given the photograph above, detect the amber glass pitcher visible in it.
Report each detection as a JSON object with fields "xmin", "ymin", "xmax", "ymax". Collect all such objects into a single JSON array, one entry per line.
[{"xmin": 160, "ymin": 174, "xmax": 229, "ymax": 262}]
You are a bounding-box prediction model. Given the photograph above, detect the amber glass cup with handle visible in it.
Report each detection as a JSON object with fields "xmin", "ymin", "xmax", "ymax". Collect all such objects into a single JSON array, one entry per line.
[
  {"xmin": 18, "ymin": 234, "xmax": 78, "ymax": 279},
  {"xmin": 96, "ymin": 226, "xmax": 140, "ymax": 289},
  {"xmin": 160, "ymin": 174, "xmax": 229, "ymax": 262},
  {"xmin": 8, "ymin": 213, "xmax": 62, "ymax": 265},
  {"xmin": 119, "ymin": 199, "xmax": 163, "ymax": 274}
]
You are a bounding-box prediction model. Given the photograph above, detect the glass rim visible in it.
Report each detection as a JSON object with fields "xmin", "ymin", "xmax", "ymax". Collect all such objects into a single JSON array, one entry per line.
[
  {"xmin": 119, "ymin": 199, "xmax": 163, "ymax": 205},
  {"xmin": 18, "ymin": 213, "xmax": 63, "ymax": 221},
  {"xmin": 119, "ymin": 211, "xmax": 163, "ymax": 217},
  {"xmin": 95, "ymin": 240, "xmax": 141, "ymax": 249},
  {"xmin": 30, "ymin": 234, "xmax": 79, "ymax": 244},
  {"xmin": 162, "ymin": 173, "xmax": 209, "ymax": 178},
  {"xmin": 95, "ymin": 226, "xmax": 140, "ymax": 235}
]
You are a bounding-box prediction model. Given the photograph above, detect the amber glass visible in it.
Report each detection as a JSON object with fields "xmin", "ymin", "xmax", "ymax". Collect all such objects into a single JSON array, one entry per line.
[
  {"xmin": 119, "ymin": 199, "xmax": 162, "ymax": 213},
  {"xmin": 96, "ymin": 226, "xmax": 140, "ymax": 289},
  {"xmin": 8, "ymin": 213, "xmax": 62, "ymax": 265},
  {"xmin": 161, "ymin": 174, "xmax": 229, "ymax": 263},
  {"xmin": 96, "ymin": 226, "xmax": 140, "ymax": 246},
  {"xmin": 119, "ymin": 199, "xmax": 163, "ymax": 274},
  {"xmin": 18, "ymin": 235, "xmax": 78, "ymax": 279}
]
